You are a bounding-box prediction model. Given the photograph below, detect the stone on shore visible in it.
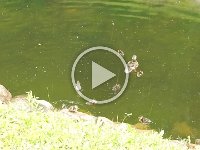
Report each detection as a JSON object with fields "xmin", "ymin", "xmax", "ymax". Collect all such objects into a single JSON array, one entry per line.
[
  {"xmin": 35, "ymin": 100, "xmax": 54, "ymax": 111},
  {"xmin": 60, "ymin": 108, "xmax": 95, "ymax": 121},
  {"xmin": 196, "ymin": 139, "xmax": 200, "ymax": 145},
  {"xmin": 0, "ymin": 84, "xmax": 12, "ymax": 104},
  {"xmin": 10, "ymin": 95, "xmax": 54, "ymax": 112},
  {"xmin": 10, "ymin": 95, "xmax": 31, "ymax": 111}
]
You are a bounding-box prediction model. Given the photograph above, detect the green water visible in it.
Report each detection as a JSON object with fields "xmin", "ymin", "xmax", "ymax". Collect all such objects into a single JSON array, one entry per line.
[{"xmin": 0, "ymin": 0, "xmax": 200, "ymax": 139}]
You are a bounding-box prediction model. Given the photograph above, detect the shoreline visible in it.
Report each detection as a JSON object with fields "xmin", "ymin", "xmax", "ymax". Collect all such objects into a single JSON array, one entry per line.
[{"xmin": 0, "ymin": 84, "xmax": 200, "ymax": 149}]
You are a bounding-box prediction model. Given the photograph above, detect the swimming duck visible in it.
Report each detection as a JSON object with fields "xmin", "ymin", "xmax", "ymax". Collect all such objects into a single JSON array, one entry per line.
[
  {"xmin": 75, "ymin": 81, "xmax": 81, "ymax": 91},
  {"xmin": 68, "ymin": 105, "xmax": 79, "ymax": 113},
  {"xmin": 137, "ymin": 70, "xmax": 144, "ymax": 77},
  {"xmin": 112, "ymin": 83, "xmax": 121, "ymax": 94},
  {"xmin": 138, "ymin": 116, "xmax": 152, "ymax": 125},
  {"xmin": 132, "ymin": 55, "xmax": 137, "ymax": 61},
  {"xmin": 117, "ymin": 50, "xmax": 124, "ymax": 57},
  {"xmin": 125, "ymin": 60, "xmax": 139, "ymax": 73}
]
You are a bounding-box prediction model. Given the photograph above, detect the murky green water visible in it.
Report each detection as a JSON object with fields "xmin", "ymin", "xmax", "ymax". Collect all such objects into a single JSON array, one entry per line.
[{"xmin": 0, "ymin": 0, "xmax": 200, "ymax": 139}]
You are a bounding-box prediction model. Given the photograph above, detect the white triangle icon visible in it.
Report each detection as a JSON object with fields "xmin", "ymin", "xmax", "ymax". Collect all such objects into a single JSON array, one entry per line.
[{"xmin": 92, "ymin": 61, "xmax": 116, "ymax": 89}]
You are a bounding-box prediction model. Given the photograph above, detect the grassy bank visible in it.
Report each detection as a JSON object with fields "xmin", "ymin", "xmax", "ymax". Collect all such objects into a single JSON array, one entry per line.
[{"xmin": 0, "ymin": 103, "xmax": 195, "ymax": 150}]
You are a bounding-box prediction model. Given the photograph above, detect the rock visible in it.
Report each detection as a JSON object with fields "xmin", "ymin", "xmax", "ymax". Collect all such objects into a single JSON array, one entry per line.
[
  {"xmin": 0, "ymin": 98, "xmax": 4, "ymax": 105},
  {"xmin": 0, "ymin": 84, "xmax": 12, "ymax": 104},
  {"xmin": 10, "ymin": 96, "xmax": 54, "ymax": 112},
  {"xmin": 168, "ymin": 140, "xmax": 189, "ymax": 149},
  {"xmin": 117, "ymin": 123, "xmax": 128, "ymax": 132},
  {"xmin": 95, "ymin": 117, "xmax": 114, "ymax": 126},
  {"xmin": 60, "ymin": 108, "xmax": 95, "ymax": 121},
  {"xmin": 10, "ymin": 97, "xmax": 31, "ymax": 111},
  {"xmin": 60, "ymin": 109, "xmax": 114, "ymax": 127},
  {"xmin": 10, "ymin": 95, "xmax": 31, "ymax": 111},
  {"xmin": 35, "ymin": 100, "xmax": 54, "ymax": 111},
  {"xmin": 11, "ymin": 95, "xmax": 27, "ymax": 101},
  {"xmin": 195, "ymin": 139, "xmax": 200, "ymax": 145},
  {"xmin": 0, "ymin": 100, "xmax": 2, "ymax": 104}
]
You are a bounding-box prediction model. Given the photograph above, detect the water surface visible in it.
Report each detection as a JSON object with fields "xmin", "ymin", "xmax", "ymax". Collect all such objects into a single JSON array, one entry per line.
[{"xmin": 0, "ymin": 0, "xmax": 200, "ymax": 139}]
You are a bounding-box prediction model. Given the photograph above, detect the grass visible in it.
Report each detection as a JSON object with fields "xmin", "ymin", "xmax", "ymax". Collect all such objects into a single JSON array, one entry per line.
[{"xmin": 0, "ymin": 102, "xmax": 193, "ymax": 150}]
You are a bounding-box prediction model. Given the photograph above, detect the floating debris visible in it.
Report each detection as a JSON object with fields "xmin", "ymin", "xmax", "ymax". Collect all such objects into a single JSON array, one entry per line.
[
  {"xmin": 137, "ymin": 70, "xmax": 144, "ymax": 77},
  {"xmin": 117, "ymin": 50, "xmax": 124, "ymax": 57},
  {"xmin": 68, "ymin": 105, "xmax": 79, "ymax": 113},
  {"xmin": 112, "ymin": 83, "xmax": 121, "ymax": 94},
  {"xmin": 75, "ymin": 81, "xmax": 81, "ymax": 91},
  {"xmin": 138, "ymin": 116, "xmax": 152, "ymax": 125}
]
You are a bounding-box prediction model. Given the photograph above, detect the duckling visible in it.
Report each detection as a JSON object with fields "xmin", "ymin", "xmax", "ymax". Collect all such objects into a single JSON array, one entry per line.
[
  {"xmin": 85, "ymin": 99, "xmax": 97, "ymax": 105},
  {"xmin": 112, "ymin": 83, "xmax": 121, "ymax": 94},
  {"xmin": 117, "ymin": 50, "xmax": 124, "ymax": 57},
  {"xmin": 138, "ymin": 116, "xmax": 152, "ymax": 125},
  {"xmin": 75, "ymin": 81, "xmax": 81, "ymax": 91},
  {"xmin": 68, "ymin": 105, "xmax": 79, "ymax": 113}
]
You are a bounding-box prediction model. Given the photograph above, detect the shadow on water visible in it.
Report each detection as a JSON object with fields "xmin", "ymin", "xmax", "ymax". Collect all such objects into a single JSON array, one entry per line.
[{"xmin": 0, "ymin": 0, "xmax": 200, "ymax": 140}]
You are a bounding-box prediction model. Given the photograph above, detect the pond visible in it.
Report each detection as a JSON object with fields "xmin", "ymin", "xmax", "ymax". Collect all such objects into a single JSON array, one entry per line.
[{"xmin": 0, "ymin": 0, "xmax": 200, "ymax": 139}]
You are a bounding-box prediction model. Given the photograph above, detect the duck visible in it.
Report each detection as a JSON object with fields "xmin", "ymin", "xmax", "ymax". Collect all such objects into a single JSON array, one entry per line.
[
  {"xmin": 124, "ymin": 54, "xmax": 140, "ymax": 74},
  {"xmin": 132, "ymin": 55, "xmax": 137, "ymax": 61},
  {"xmin": 117, "ymin": 50, "xmax": 124, "ymax": 57},
  {"xmin": 68, "ymin": 105, "xmax": 79, "ymax": 113},
  {"xmin": 138, "ymin": 116, "xmax": 152, "ymax": 125},
  {"xmin": 75, "ymin": 81, "xmax": 81, "ymax": 91},
  {"xmin": 112, "ymin": 83, "xmax": 121, "ymax": 94},
  {"xmin": 137, "ymin": 70, "xmax": 144, "ymax": 77},
  {"xmin": 125, "ymin": 60, "xmax": 139, "ymax": 73}
]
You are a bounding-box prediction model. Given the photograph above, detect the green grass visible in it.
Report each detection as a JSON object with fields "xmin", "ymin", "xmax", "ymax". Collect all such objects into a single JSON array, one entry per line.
[{"xmin": 0, "ymin": 103, "xmax": 192, "ymax": 150}]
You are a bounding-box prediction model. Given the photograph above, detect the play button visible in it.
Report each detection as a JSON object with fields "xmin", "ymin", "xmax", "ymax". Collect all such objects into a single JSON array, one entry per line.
[
  {"xmin": 92, "ymin": 61, "xmax": 116, "ymax": 89},
  {"xmin": 71, "ymin": 46, "xmax": 129, "ymax": 104}
]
